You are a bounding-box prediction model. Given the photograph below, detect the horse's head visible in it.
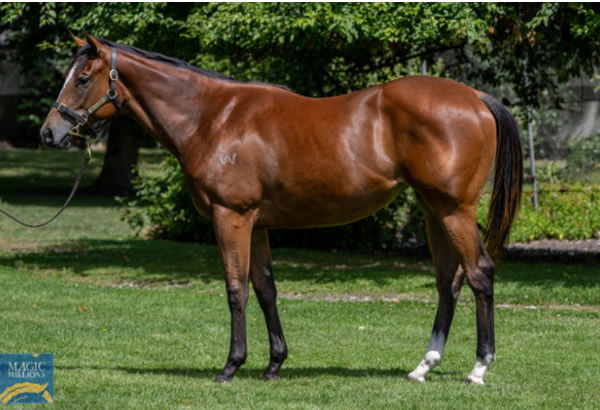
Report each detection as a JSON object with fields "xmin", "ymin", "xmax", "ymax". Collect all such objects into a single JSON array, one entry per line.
[{"xmin": 40, "ymin": 33, "xmax": 121, "ymax": 148}]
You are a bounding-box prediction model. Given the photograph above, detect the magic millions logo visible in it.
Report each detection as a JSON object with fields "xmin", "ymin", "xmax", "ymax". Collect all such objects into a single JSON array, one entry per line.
[{"xmin": 0, "ymin": 354, "xmax": 54, "ymax": 404}]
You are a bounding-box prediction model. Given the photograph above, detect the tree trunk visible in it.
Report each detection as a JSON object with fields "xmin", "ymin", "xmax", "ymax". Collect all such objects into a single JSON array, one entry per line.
[{"xmin": 87, "ymin": 116, "xmax": 145, "ymax": 195}]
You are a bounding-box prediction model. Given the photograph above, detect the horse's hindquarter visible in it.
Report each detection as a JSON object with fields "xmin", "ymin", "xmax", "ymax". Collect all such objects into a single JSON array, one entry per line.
[{"xmin": 381, "ymin": 77, "xmax": 497, "ymax": 205}]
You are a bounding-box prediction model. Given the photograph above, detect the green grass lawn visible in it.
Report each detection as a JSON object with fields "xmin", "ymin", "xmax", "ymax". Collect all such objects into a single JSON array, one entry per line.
[{"xmin": 0, "ymin": 148, "xmax": 599, "ymax": 408}]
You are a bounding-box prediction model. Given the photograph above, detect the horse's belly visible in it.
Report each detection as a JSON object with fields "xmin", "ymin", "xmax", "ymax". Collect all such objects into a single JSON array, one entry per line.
[{"xmin": 257, "ymin": 179, "xmax": 407, "ymax": 229}]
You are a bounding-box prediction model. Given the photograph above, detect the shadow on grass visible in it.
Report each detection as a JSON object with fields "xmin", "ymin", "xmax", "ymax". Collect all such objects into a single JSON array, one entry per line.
[
  {"xmin": 0, "ymin": 147, "xmax": 165, "ymax": 197},
  {"xmin": 57, "ymin": 364, "xmax": 426, "ymax": 381},
  {"xmin": 0, "ymin": 193, "xmax": 121, "ymax": 207},
  {"xmin": 2, "ymin": 237, "xmax": 599, "ymax": 291},
  {"xmin": 1, "ymin": 238, "xmax": 222, "ymax": 283},
  {"xmin": 0, "ymin": 238, "xmax": 432, "ymax": 286},
  {"xmin": 0, "ymin": 150, "xmax": 103, "ymax": 195}
]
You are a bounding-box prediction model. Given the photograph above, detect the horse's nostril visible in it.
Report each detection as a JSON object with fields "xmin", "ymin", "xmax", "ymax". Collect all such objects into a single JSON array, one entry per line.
[{"xmin": 40, "ymin": 127, "xmax": 54, "ymax": 146}]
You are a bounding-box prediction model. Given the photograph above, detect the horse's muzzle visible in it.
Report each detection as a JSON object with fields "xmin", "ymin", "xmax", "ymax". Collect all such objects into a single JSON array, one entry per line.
[
  {"xmin": 40, "ymin": 126, "xmax": 70, "ymax": 149},
  {"xmin": 40, "ymin": 127, "xmax": 54, "ymax": 147}
]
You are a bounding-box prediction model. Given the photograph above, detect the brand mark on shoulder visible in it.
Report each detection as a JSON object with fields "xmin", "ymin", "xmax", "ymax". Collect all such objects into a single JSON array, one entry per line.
[{"xmin": 219, "ymin": 152, "xmax": 237, "ymax": 165}]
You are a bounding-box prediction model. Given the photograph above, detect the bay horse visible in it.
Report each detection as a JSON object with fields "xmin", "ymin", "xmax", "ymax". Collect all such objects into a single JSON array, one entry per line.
[{"xmin": 41, "ymin": 34, "xmax": 522, "ymax": 384}]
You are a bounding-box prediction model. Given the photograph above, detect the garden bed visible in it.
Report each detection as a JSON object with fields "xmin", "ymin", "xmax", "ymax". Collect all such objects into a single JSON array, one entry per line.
[{"xmin": 507, "ymin": 238, "xmax": 600, "ymax": 263}]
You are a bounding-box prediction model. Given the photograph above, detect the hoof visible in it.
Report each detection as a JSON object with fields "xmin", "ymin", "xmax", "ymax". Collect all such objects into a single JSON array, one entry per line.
[
  {"xmin": 466, "ymin": 375, "xmax": 485, "ymax": 385},
  {"xmin": 215, "ymin": 374, "xmax": 233, "ymax": 383},
  {"xmin": 262, "ymin": 372, "xmax": 281, "ymax": 381},
  {"xmin": 406, "ymin": 372, "xmax": 425, "ymax": 383}
]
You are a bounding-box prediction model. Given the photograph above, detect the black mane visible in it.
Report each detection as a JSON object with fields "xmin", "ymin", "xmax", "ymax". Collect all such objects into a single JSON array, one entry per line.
[
  {"xmin": 82, "ymin": 38, "xmax": 290, "ymax": 91},
  {"xmin": 97, "ymin": 38, "xmax": 239, "ymax": 82}
]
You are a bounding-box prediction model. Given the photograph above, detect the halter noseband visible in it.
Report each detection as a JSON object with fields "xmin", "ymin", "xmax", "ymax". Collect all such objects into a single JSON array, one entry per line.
[{"xmin": 53, "ymin": 47, "xmax": 121, "ymax": 141}]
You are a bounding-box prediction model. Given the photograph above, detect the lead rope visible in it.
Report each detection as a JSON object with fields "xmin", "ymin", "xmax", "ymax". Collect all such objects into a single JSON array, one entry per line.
[
  {"xmin": 0, "ymin": 46, "xmax": 121, "ymax": 228},
  {"xmin": 0, "ymin": 146, "xmax": 91, "ymax": 228},
  {"xmin": 1, "ymin": 46, "xmax": 120, "ymax": 228}
]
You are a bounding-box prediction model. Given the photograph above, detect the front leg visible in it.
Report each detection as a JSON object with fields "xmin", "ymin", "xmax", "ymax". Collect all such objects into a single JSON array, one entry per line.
[{"xmin": 212, "ymin": 205, "xmax": 257, "ymax": 382}]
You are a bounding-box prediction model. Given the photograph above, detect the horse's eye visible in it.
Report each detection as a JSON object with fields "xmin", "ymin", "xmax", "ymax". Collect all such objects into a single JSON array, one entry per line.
[{"xmin": 76, "ymin": 76, "xmax": 91, "ymax": 87}]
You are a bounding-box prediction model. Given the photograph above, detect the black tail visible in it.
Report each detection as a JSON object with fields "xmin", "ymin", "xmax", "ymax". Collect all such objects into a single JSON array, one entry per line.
[{"xmin": 478, "ymin": 93, "xmax": 523, "ymax": 260}]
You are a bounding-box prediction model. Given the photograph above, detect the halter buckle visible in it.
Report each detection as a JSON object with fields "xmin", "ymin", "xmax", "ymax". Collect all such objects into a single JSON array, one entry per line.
[
  {"xmin": 107, "ymin": 88, "xmax": 118, "ymax": 100},
  {"xmin": 70, "ymin": 124, "xmax": 86, "ymax": 139},
  {"xmin": 109, "ymin": 69, "xmax": 118, "ymax": 82}
]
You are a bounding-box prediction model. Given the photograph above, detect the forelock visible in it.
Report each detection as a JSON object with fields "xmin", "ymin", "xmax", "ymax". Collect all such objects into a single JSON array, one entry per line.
[
  {"xmin": 67, "ymin": 43, "xmax": 96, "ymax": 74},
  {"xmin": 75, "ymin": 43, "xmax": 95, "ymax": 58}
]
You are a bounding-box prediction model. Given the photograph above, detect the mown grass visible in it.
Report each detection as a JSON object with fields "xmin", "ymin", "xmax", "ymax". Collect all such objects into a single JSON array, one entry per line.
[
  {"xmin": 1, "ymin": 264, "xmax": 599, "ymax": 409},
  {"xmin": 0, "ymin": 148, "xmax": 599, "ymax": 409}
]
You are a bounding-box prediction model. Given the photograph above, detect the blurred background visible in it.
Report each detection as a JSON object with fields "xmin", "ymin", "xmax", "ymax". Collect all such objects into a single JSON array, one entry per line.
[{"xmin": 1, "ymin": 3, "xmax": 599, "ymax": 252}]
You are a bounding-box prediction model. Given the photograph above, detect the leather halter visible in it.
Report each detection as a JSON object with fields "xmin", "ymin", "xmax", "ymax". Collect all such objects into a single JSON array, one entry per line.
[
  {"xmin": 0, "ymin": 46, "xmax": 120, "ymax": 228},
  {"xmin": 53, "ymin": 47, "xmax": 121, "ymax": 140}
]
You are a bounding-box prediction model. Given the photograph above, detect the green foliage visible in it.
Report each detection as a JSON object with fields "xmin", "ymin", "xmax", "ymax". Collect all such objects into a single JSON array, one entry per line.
[
  {"xmin": 119, "ymin": 155, "xmax": 213, "ymax": 243},
  {"xmin": 5, "ymin": 3, "xmax": 600, "ymax": 127},
  {"xmin": 479, "ymin": 3, "xmax": 600, "ymax": 108},
  {"xmin": 182, "ymin": 3, "xmax": 495, "ymax": 95},
  {"xmin": 5, "ymin": 3, "xmax": 600, "ymax": 247},
  {"xmin": 565, "ymin": 133, "xmax": 600, "ymax": 179},
  {"xmin": 477, "ymin": 183, "xmax": 600, "ymax": 242}
]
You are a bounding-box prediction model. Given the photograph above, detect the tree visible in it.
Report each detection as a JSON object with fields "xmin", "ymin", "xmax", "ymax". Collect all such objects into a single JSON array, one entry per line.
[
  {"xmin": 3, "ymin": 3, "xmax": 600, "ymax": 247},
  {"xmin": 0, "ymin": 3, "xmax": 191, "ymax": 193},
  {"xmin": 3, "ymin": 2, "xmax": 600, "ymax": 135},
  {"xmin": 182, "ymin": 3, "xmax": 496, "ymax": 96},
  {"xmin": 85, "ymin": 116, "xmax": 148, "ymax": 195}
]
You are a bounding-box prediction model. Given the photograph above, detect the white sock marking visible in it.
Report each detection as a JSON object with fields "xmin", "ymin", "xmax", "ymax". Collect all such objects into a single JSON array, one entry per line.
[
  {"xmin": 466, "ymin": 354, "xmax": 495, "ymax": 385},
  {"xmin": 407, "ymin": 332, "xmax": 447, "ymax": 382}
]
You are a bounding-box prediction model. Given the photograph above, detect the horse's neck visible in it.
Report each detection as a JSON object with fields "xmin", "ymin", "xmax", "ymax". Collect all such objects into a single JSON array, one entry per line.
[{"xmin": 118, "ymin": 53, "xmax": 218, "ymax": 157}]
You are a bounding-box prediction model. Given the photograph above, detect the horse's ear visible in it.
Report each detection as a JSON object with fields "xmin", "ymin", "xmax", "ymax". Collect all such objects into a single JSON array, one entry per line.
[
  {"xmin": 84, "ymin": 32, "xmax": 103, "ymax": 55},
  {"xmin": 71, "ymin": 32, "xmax": 86, "ymax": 48}
]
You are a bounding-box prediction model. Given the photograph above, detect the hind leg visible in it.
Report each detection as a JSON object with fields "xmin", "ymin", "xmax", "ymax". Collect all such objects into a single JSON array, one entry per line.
[
  {"xmin": 464, "ymin": 237, "xmax": 495, "ymax": 385},
  {"xmin": 441, "ymin": 205, "xmax": 496, "ymax": 384},
  {"xmin": 249, "ymin": 229, "xmax": 288, "ymax": 380},
  {"xmin": 408, "ymin": 204, "xmax": 465, "ymax": 382}
]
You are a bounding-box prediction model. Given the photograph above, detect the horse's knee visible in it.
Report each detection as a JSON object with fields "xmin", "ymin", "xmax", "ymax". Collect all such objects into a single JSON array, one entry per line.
[{"xmin": 226, "ymin": 285, "xmax": 249, "ymax": 311}]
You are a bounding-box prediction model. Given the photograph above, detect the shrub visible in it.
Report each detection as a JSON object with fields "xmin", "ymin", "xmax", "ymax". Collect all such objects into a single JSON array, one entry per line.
[
  {"xmin": 119, "ymin": 155, "xmax": 214, "ymax": 243},
  {"xmin": 477, "ymin": 183, "xmax": 600, "ymax": 242}
]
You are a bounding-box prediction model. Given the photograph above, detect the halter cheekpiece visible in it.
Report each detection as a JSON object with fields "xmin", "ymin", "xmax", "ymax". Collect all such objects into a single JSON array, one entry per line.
[{"xmin": 53, "ymin": 47, "xmax": 121, "ymax": 141}]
